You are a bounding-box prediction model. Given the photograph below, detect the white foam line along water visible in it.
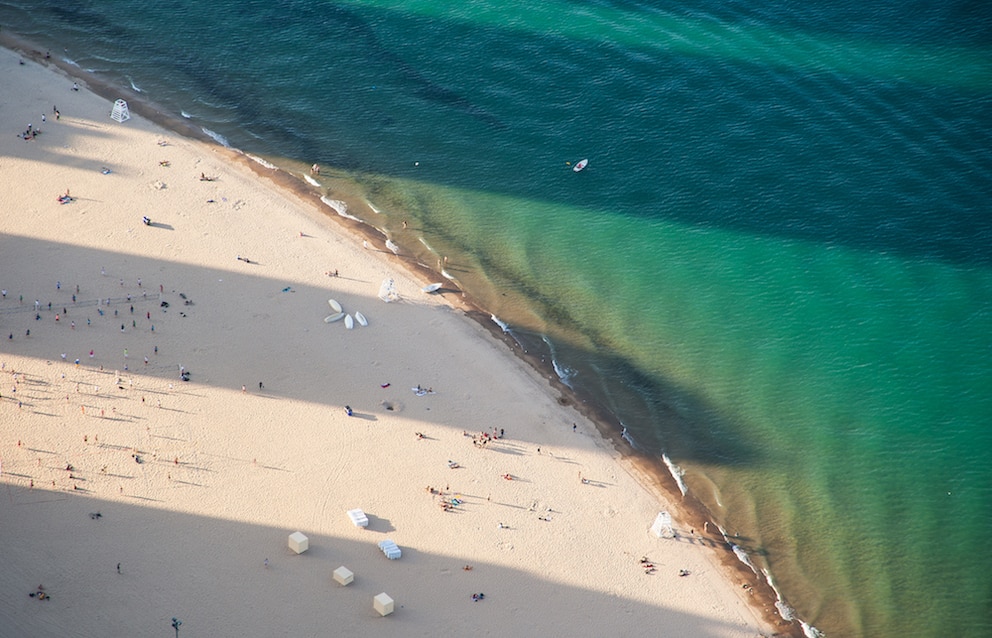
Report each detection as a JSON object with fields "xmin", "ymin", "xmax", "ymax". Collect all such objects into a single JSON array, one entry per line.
[
  {"xmin": 364, "ymin": 199, "xmax": 381, "ymax": 214},
  {"xmin": 320, "ymin": 197, "xmax": 362, "ymax": 222},
  {"xmin": 201, "ymin": 128, "xmax": 230, "ymax": 147},
  {"xmin": 542, "ymin": 335, "xmax": 576, "ymax": 388},
  {"xmin": 490, "ymin": 314, "xmax": 509, "ymax": 333},
  {"xmin": 246, "ymin": 154, "xmax": 277, "ymax": 170},
  {"xmin": 761, "ymin": 568, "xmax": 824, "ymax": 637},
  {"xmin": 730, "ymin": 544, "xmax": 758, "ymax": 574},
  {"xmin": 303, "ymin": 174, "xmax": 320, "ymax": 187},
  {"xmin": 661, "ymin": 453, "xmax": 688, "ymax": 496}
]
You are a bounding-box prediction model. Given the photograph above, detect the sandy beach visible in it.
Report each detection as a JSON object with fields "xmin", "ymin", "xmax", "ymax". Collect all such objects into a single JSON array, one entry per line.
[{"xmin": 0, "ymin": 43, "xmax": 785, "ymax": 637}]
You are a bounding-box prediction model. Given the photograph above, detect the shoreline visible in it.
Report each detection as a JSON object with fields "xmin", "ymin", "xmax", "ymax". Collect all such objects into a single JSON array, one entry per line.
[{"xmin": 1, "ymin": 31, "xmax": 799, "ymax": 636}]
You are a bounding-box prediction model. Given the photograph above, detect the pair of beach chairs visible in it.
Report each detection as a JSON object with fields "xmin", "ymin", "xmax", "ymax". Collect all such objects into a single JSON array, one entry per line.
[{"xmin": 346, "ymin": 508, "xmax": 400, "ymax": 559}]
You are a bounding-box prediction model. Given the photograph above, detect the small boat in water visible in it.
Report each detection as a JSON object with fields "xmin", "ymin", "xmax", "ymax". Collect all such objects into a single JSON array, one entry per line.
[{"xmin": 572, "ymin": 158, "xmax": 588, "ymax": 172}]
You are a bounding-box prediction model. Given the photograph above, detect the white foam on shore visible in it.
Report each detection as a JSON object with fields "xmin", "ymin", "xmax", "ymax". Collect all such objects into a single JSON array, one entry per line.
[
  {"xmin": 621, "ymin": 424, "xmax": 635, "ymax": 446},
  {"xmin": 490, "ymin": 314, "xmax": 509, "ymax": 333},
  {"xmin": 63, "ymin": 57, "xmax": 79, "ymax": 67},
  {"xmin": 441, "ymin": 269, "xmax": 455, "ymax": 280},
  {"xmin": 128, "ymin": 77, "xmax": 142, "ymax": 93},
  {"xmin": 730, "ymin": 544, "xmax": 758, "ymax": 574},
  {"xmin": 364, "ymin": 199, "xmax": 381, "ymax": 214},
  {"xmin": 542, "ymin": 335, "xmax": 576, "ymax": 388},
  {"xmin": 246, "ymin": 154, "xmax": 277, "ymax": 170},
  {"xmin": 662, "ymin": 453, "xmax": 688, "ymax": 496},
  {"xmin": 201, "ymin": 127, "xmax": 230, "ymax": 147},
  {"xmin": 320, "ymin": 196, "xmax": 362, "ymax": 222},
  {"xmin": 303, "ymin": 174, "xmax": 320, "ymax": 187},
  {"xmin": 180, "ymin": 111, "xmax": 192, "ymax": 119},
  {"xmin": 418, "ymin": 237, "xmax": 435, "ymax": 252},
  {"xmin": 385, "ymin": 239, "xmax": 400, "ymax": 254},
  {"xmin": 760, "ymin": 568, "xmax": 823, "ymax": 637}
]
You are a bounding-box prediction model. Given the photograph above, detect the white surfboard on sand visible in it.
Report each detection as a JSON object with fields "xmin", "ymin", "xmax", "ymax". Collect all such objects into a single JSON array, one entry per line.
[
  {"xmin": 345, "ymin": 314, "xmax": 354, "ymax": 329},
  {"xmin": 355, "ymin": 311, "xmax": 368, "ymax": 327},
  {"xmin": 324, "ymin": 312, "xmax": 345, "ymax": 323},
  {"xmin": 422, "ymin": 283, "xmax": 442, "ymax": 293},
  {"xmin": 328, "ymin": 299, "xmax": 342, "ymax": 313}
]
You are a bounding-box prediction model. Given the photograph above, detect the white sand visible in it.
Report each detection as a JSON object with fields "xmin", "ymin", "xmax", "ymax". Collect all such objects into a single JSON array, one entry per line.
[{"xmin": 0, "ymin": 46, "xmax": 778, "ymax": 636}]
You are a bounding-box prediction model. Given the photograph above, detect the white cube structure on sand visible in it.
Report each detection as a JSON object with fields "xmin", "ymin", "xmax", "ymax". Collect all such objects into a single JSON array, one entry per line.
[
  {"xmin": 333, "ymin": 566, "xmax": 354, "ymax": 586},
  {"xmin": 373, "ymin": 592, "xmax": 394, "ymax": 616},
  {"xmin": 288, "ymin": 531, "xmax": 309, "ymax": 554}
]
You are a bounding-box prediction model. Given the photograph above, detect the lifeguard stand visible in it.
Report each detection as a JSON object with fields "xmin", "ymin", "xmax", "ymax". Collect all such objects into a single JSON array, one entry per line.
[
  {"xmin": 650, "ymin": 511, "xmax": 675, "ymax": 538},
  {"xmin": 110, "ymin": 99, "xmax": 130, "ymax": 123}
]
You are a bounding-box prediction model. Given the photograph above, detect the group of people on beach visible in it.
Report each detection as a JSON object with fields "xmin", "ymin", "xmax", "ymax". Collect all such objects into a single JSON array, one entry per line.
[{"xmin": 20, "ymin": 122, "xmax": 40, "ymax": 141}]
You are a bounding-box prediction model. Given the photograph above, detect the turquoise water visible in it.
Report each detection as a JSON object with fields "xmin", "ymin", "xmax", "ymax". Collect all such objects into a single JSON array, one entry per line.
[{"xmin": 2, "ymin": 1, "xmax": 991, "ymax": 635}]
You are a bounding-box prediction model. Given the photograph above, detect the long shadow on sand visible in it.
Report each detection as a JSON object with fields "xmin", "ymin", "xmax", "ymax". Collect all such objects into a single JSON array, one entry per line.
[
  {"xmin": 0, "ymin": 233, "xmax": 761, "ymax": 470},
  {"xmin": 0, "ymin": 486, "xmax": 763, "ymax": 637}
]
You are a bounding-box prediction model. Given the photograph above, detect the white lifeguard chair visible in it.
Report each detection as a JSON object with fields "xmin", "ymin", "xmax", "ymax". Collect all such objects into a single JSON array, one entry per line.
[
  {"xmin": 650, "ymin": 511, "xmax": 675, "ymax": 539},
  {"xmin": 110, "ymin": 99, "xmax": 130, "ymax": 123}
]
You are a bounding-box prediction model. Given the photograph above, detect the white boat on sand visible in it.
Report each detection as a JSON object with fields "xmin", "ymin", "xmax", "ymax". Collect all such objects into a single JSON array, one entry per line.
[
  {"xmin": 422, "ymin": 283, "xmax": 443, "ymax": 293},
  {"xmin": 344, "ymin": 314, "xmax": 354, "ymax": 329},
  {"xmin": 328, "ymin": 299, "xmax": 343, "ymax": 313},
  {"xmin": 324, "ymin": 312, "xmax": 345, "ymax": 323},
  {"xmin": 355, "ymin": 311, "xmax": 368, "ymax": 327}
]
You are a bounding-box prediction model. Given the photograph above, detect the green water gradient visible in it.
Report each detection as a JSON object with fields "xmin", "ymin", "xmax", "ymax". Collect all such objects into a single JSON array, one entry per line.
[
  {"xmin": 1, "ymin": 0, "xmax": 989, "ymax": 635},
  {"xmin": 334, "ymin": 0, "xmax": 992, "ymax": 90},
  {"xmin": 378, "ymin": 177, "xmax": 992, "ymax": 636}
]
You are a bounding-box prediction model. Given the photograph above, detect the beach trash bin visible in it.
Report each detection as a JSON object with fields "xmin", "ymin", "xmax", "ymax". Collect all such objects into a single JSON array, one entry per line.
[
  {"xmin": 373, "ymin": 592, "xmax": 394, "ymax": 616},
  {"xmin": 288, "ymin": 531, "xmax": 309, "ymax": 554},
  {"xmin": 333, "ymin": 566, "xmax": 354, "ymax": 586}
]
